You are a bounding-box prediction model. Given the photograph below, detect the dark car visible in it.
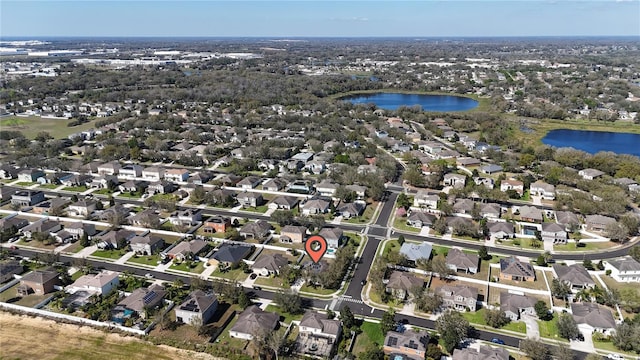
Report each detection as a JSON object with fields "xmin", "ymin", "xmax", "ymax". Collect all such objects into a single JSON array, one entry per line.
[
  {"xmin": 250, "ymin": 273, "xmax": 258, "ymax": 280},
  {"xmin": 491, "ymin": 338, "xmax": 505, "ymax": 345},
  {"xmin": 360, "ymin": 279, "xmax": 367, "ymax": 286}
]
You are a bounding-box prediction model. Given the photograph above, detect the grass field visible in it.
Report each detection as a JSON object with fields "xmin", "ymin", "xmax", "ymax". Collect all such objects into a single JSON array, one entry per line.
[
  {"xmin": 0, "ymin": 312, "xmax": 215, "ymax": 360},
  {"xmin": 352, "ymin": 321, "xmax": 385, "ymax": 355},
  {"xmin": 0, "ymin": 116, "xmax": 101, "ymax": 140}
]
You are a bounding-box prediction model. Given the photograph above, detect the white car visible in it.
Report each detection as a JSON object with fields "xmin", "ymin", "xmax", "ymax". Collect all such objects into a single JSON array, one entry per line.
[{"xmin": 606, "ymin": 354, "xmax": 624, "ymax": 360}]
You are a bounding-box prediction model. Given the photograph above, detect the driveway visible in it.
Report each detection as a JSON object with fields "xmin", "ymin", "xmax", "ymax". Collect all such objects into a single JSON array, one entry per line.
[
  {"xmin": 571, "ymin": 325, "xmax": 595, "ymax": 353},
  {"xmin": 522, "ymin": 315, "xmax": 540, "ymax": 339}
]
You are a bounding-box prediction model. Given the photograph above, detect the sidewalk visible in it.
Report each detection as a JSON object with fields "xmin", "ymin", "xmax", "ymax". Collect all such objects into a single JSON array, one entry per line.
[
  {"xmin": 114, "ymin": 251, "xmax": 136, "ymax": 265},
  {"xmin": 199, "ymin": 263, "xmax": 218, "ymax": 279}
]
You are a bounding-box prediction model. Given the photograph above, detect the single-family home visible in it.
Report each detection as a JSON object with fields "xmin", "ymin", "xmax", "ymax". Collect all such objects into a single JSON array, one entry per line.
[
  {"xmin": 302, "ymin": 198, "xmax": 331, "ymax": 215},
  {"xmin": 295, "ymin": 311, "xmax": 342, "ymax": 358},
  {"xmin": 112, "ymin": 284, "xmax": 166, "ymax": 322},
  {"xmin": 438, "ymin": 284, "xmax": 478, "ymax": 312},
  {"xmin": 499, "ymin": 256, "xmax": 535, "ymax": 282},
  {"xmin": 413, "ymin": 191, "xmax": 439, "ymax": 209},
  {"xmin": 118, "ymin": 164, "xmax": 142, "ymax": 179},
  {"xmin": 239, "ymin": 220, "xmax": 272, "ymax": 239},
  {"xmin": 584, "ymin": 214, "xmax": 616, "ymax": 232},
  {"xmin": 407, "ymin": 211, "xmax": 436, "ymax": 228},
  {"xmin": 89, "ymin": 175, "xmax": 119, "ymax": 189},
  {"xmin": 11, "ymin": 190, "xmax": 45, "ymax": 207},
  {"xmin": 556, "ymin": 211, "xmax": 580, "ymax": 231},
  {"xmin": 21, "ymin": 219, "xmax": 62, "ymax": 239},
  {"xmin": 163, "ymin": 239, "xmax": 207, "ymax": 262},
  {"xmin": 0, "ymin": 165, "xmax": 18, "ymax": 180},
  {"xmin": 480, "ymin": 203, "xmax": 501, "ymax": 219},
  {"xmin": 175, "ymin": 290, "xmax": 219, "ymax": 326},
  {"xmin": 97, "ymin": 162, "xmax": 120, "ymax": 176},
  {"xmin": 541, "ymin": 222, "xmax": 567, "ymax": 244},
  {"xmin": 473, "ymin": 177, "xmax": 495, "ymax": 189},
  {"xmin": 202, "ymin": 216, "xmax": 231, "ymax": 234},
  {"xmin": 118, "ymin": 180, "xmax": 148, "ymax": 193},
  {"xmin": 210, "ymin": 244, "xmax": 252, "ymax": 269},
  {"xmin": 337, "ymin": 202, "xmax": 365, "ymax": 219},
  {"xmin": 452, "ymin": 345, "xmax": 509, "ymax": 360},
  {"xmin": 17, "ymin": 269, "xmax": 60, "ymax": 295},
  {"xmin": 530, "ymin": 181, "xmax": 556, "ymax": 200},
  {"xmin": 229, "ymin": 305, "xmax": 279, "ymax": 340},
  {"xmin": 17, "ymin": 169, "xmax": 45, "ymax": 183},
  {"xmin": 96, "ymin": 229, "xmax": 136, "ymax": 250},
  {"xmin": 446, "ymin": 248, "xmax": 479, "ymax": 274},
  {"xmin": 453, "ymin": 198, "xmax": 475, "ymax": 214},
  {"xmin": 65, "ymin": 222, "xmax": 96, "ymax": 240},
  {"xmin": 237, "ymin": 192, "xmax": 264, "ymax": 208},
  {"xmin": 268, "ymin": 195, "xmax": 299, "ymax": 210},
  {"xmin": 66, "ymin": 270, "xmax": 120, "ymax": 297},
  {"xmin": 500, "ymin": 293, "xmax": 537, "ymax": 321},
  {"xmin": 383, "ymin": 330, "xmax": 429, "ymax": 360},
  {"xmin": 578, "ymin": 168, "xmax": 605, "ymax": 180},
  {"xmin": 500, "ymin": 179, "xmax": 524, "ymax": 197},
  {"xmin": 385, "ymin": 271, "xmax": 424, "ymax": 300},
  {"xmin": 319, "ymin": 227, "xmax": 345, "ymax": 249},
  {"xmin": 164, "ymin": 168, "xmax": 190, "ymax": 182},
  {"xmin": 67, "ymin": 199, "xmax": 97, "ymax": 217},
  {"xmin": 280, "ymin": 225, "xmax": 307, "ymax": 243},
  {"xmin": 0, "ymin": 260, "xmax": 23, "ymax": 283},
  {"xmin": 604, "ymin": 256, "xmax": 640, "ymax": 283},
  {"xmin": 251, "ymin": 253, "xmax": 289, "ymax": 276},
  {"xmin": 169, "ymin": 209, "xmax": 202, "ymax": 227},
  {"xmin": 315, "ymin": 181, "xmax": 339, "ymax": 197},
  {"xmin": 129, "ymin": 235, "xmax": 164, "ymax": 256},
  {"xmin": 456, "ymin": 157, "xmax": 481, "ymax": 167},
  {"xmin": 399, "ymin": 242, "xmax": 433, "ymax": 264},
  {"xmin": 552, "ymin": 264, "xmax": 596, "ymax": 290},
  {"xmin": 263, "ymin": 178, "xmax": 288, "ymax": 192},
  {"xmin": 518, "ymin": 206, "xmax": 543, "ymax": 223},
  {"xmin": 481, "ymin": 164, "xmax": 503, "ymax": 174},
  {"xmin": 571, "ymin": 302, "xmax": 616, "ymax": 335},
  {"xmin": 237, "ymin": 176, "xmax": 262, "ymax": 190},
  {"xmin": 142, "ymin": 167, "xmax": 164, "ymax": 181},
  {"xmin": 147, "ymin": 180, "xmax": 178, "ymax": 195},
  {"xmin": 443, "ymin": 173, "xmax": 466, "ymax": 188}
]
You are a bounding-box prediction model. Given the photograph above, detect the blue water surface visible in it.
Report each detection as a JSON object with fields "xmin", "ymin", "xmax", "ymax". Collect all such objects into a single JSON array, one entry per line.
[
  {"xmin": 542, "ymin": 129, "xmax": 640, "ymax": 157},
  {"xmin": 343, "ymin": 92, "xmax": 478, "ymax": 112}
]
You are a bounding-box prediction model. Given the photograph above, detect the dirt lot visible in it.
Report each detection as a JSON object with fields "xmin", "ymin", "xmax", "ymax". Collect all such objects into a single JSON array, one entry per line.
[{"xmin": 0, "ymin": 312, "xmax": 218, "ymax": 360}]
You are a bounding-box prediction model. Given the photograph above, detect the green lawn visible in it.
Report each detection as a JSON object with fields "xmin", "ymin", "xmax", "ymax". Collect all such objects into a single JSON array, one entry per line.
[
  {"xmin": 91, "ymin": 249, "xmax": 128, "ymax": 260},
  {"xmin": 243, "ymin": 205, "xmax": 269, "ymax": 214},
  {"xmin": 353, "ymin": 321, "xmax": 385, "ymax": 354},
  {"xmin": 392, "ymin": 216, "xmax": 421, "ymax": 233},
  {"xmin": 169, "ymin": 261, "xmax": 205, "ymax": 274},
  {"xmin": 0, "ymin": 115, "xmax": 101, "ymax": 140},
  {"xmin": 16, "ymin": 182, "xmax": 35, "ymax": 186},
  {"xmin": 38, "ymin": 184, "xmax": 60, "ymax": 189},
  {"xmin": 94, "ymin": 188, "xmax": 115, "ymax": 195},
  {"xmin": 345, "ymin": 203, "xmax": 376, "ymax": 224},
  {"xmin": 592, "ymin": 336, "xmax": 638, "ymax": 357},
  {"xmin": 128, "ymin": 254, "xmax": 161, "ymax": 267},
  {"xmin": 253, "ymin": 276, "xmax": 287, "ymax": 288},
  {"xmin": 554, "ymin": 241, "xmax": 616, "ymax": 252},
  {"xmin": 299, "ymin": 284, "xmax": 337, "ymax": 296},
  {"xmin": 62, "ymin": 186, "xmax": 88, "ymax": 192},
  {"xmin": 264, "ymin": 304, "xmax": 304, "ymax": 325},
  {"xmin": 537, "ymin": 315, "xmax": 567, "ymax": 342},
  {"xmin": 462, "ymin": 309, "xmax": 527, "ymax": 334},
  {"xmin": 211, "ymin": 268, "xmax": 249, "ymax": 282},
  {"xmin": 0, "ymin": 283, "xmax": 52, "ymax": 307}
]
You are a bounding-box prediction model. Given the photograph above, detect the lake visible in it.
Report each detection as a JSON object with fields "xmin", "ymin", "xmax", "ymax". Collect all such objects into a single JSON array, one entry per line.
[
  {"xmin": 343, "ymin": 92, "xmax": 479, "ymax": 112},
  {"xmin": 542, "ymin": 129, "xmax": 640, "ymax": 157}
]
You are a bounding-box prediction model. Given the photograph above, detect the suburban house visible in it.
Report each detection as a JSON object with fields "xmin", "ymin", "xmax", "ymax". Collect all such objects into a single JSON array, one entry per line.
[
  {"xmin": 280, "ymin": 225, "xmax": 307, "ymax": 243},
  {"xmin": 263, "ymin": 178, "xmax": 288, "ymax": 192},
  {"xmin": 584, "ymin": 215, "xmax": 616, "ymax": 232},
  {"xmin": 163, "ymin": 239, "xmax": 208, "ymax": 262},
  {"xmin": 443, "ymin": 173, "xmax": 466, "ymax": 188},
  {"xmin": 518, "ymin": 206, "xmax": 543, "ymax": 223},
  {"xmin": 480, "ymin": 203, "xmax": 501, "ymax": 219},
  {"xmin": 480, "ymin": 164, "xmax": 503, "ymax": 174},
  {"xmin": 202, "ymin": 216, "xmax": 231, "ymax": 234},
  {"xmin": 97, "ymin": 162, "xmax": 120, "ymax": 176},
  {"xmin": 65, "ymin": 222, "xmax": 97, "ymax": 240},
  {"xmin": 251, "ymin": 253, "xmax": 289, "ymax": 276},
  {"xmin": 437, "ymin": 284, "xmax": 478, "ymax": 312},
  {"xmin": 604, "ymin": 256, "xmax": 640, "ymax": 283},
  {"xmin": 129, "ymin": 235, "xmax": 164, "ymax": 256},
  {"xmin": 556, "ymin": 211, "xmax": 580, "ymax": 230},
  {"xmin": 11, "ymin": 190, "xmax": 45, "ymax": 207},
  {"xmin": 336, "ymin": 202, "xmax": 365, "ymax": 219},
  {"xmin": 410, "ymin": 192, "xmax": 437, "ymax": 210},
  {"xmin": 229, "ymin": 305, "xmax": 279, "ymax": 340},
  {"xmin": 164, "ymin": 168, "xmax": 190, "ymax": 182},
  {"xmin": 17, "ymin": 269, "xmax": 60, "ymax": 295},
  {"xmin": 237, "ymin": 192, "xmax": 264, "ymax": 208},
  {"xmin": 399, "ymin": 242, "xmax": 433, "ymax": 264},
  {"xmin": 142, "ymin": 167, "xmax": 164, "ymax": 181},
  {"xmin": 499, "ymin": 256, "xmax": 535, "ymax": 282},
  {"xmin": 295, "ymin": 311, "xmax": 342, "ymax": 358},
  {"xmin": 119, "ymin": 164, "xmax": 142, "ymax": 179},
  {"xmin": 67, "ymin": 199, "xmax": 97, "ymax": 217},
  {"xmin": 118, "ymin": 180, "xmax": 148, "ymax": 193},
  {"xmin": 21, "ymin": 219, "xmax": 62, "ymax": 239},
  {"xmin": 452, "ymin": 345, "xmax": 509, "ymax": 360},
  {"xmin": 175, "ymin": 290, "xmax": 218, "ymax": 326},
  {"xmin": 210, "ymin": 244, "xmax": 252, "ymax": 269},
  {"xmin": 112, "ymin": 284, "xmax": 166, "ymax": 322},
  {"xmin": 541, "ymin": 222, "xmax": 568, "ymax": 244},
  {"xmin": 385, "ymin": 271, "xmax": 424, "ymax": 300},
  {"xmin": 147, "ymin": 180, "xmax": 177, "ymax": 195},
  {"xmin": 456, "ymin": 157, "xmax": 481, "ymax": 167},
  {"xmin": 0, "ymin": 165, "xmax": 18, "ymax": 180},
  {"xmin": 239, "ymin": 220, "xmax": 272, "ymax": 239},
  {"xmin": 383, "ymin": 329, "xmax": 429, "ymax": 360},
  {"xmin": 65, "ymin": 270, "xmax": 120, "ymax": 297},
  {"xmin": 446, "ymin": 248, "xmax": 479, "ymax": 274},
  {"xmin": 453, "ymin": 198, "xmax": 475, "ymax": 214},
  {"xmin": 96, "ymin": 229, "xmax": 136, "ymax": 249},
  {"xmin": 17, "ymin": 169, "xmax": 45, "ymax": 182},
  {"xmin": 474, "ymin": 177, "xmax": 495, "ymax": 189},
  {"xmin": 571, "ymin": 302, "xmax": 616, "ymax": 335},
  {"xmin": 301, "ymin": 198, "xmax": 331, "ymax": 215},
  {"xmin": 552, "ymin": 264, "xmax": 596, "ymax": 290},
  {"xmin": 530, "ymin": 181, "xmax": 556, "ymax": 200},
  {"xmin": 268, "ymin": 195, "xmax": 299, "ymax": 210},
  {"xmin": 237, "ymin": 176, "xmax": 262, "ymax": 189},
  {"xmin": 500, "ymin": 179, "xmax": 524, "ymax": 197},
  {"xmin": 488, "ymin": 222, "xmax": 515, "ymax": 240},
  {"xmin": 500, "ymin": 293, "xmax": 537, "ymax": 321},
  {"xmin": 315, "ymin": 181, "xmax": 339, "ymax": 197},
  {"xmin": 168, "ymin": 209, "xmax": 202, "ymax": 227},
  {"xmin": 129, "ymin": 209, "xmax": 160, "ymax": 228},
  {"xmin": 0, "ymin": 260, "xmax": 23, "ymax": 283},
  {"xmin": 318, "ymin": 227, "xmax": 345, "ymax": 249},
  {"xmin": 407, "ymin": 211, "xmax": 436, "ymax": 228},
  {"xmin": 89, "ymin": 175, "xmax": 119, "ymax": 189},
  {"xmin": 32, "ymin": 197, "xmax": 70, "ymax": 215},
  {"xmin": 578, "ymin": 168, "xmax": 605, "ymax": 180}
]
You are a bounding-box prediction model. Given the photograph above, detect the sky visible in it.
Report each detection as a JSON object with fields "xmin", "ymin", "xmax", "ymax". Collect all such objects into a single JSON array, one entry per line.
[{"xmin": 1, "ymin": 0, "xmax": 639, "ymax": 38}]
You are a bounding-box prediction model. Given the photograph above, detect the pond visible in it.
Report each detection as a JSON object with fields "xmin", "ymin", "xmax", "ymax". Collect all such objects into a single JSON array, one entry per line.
[
  {"xmin": 342, "ymin": 92, "xmax": 478, "ymax": 112},
  {"xmin": 541, "ymin": 129, "xmax": 640, "ymax": 157}
]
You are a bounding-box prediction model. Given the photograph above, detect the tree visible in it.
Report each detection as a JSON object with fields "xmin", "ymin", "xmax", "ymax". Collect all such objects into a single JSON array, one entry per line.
[
  {"xmin": 431, "ymin": 254, "xmax": 454, "ymax": 279},
  {"xmin": 536, "ymin": 254, "xmax": 547, "ymax": 266},
  {"xmin": 478, "ymin": 245, "xmax": 490, "ymax": 260},
  {"xmin": 397, "ymin": 234, "xmax": 405, "ymax": 246},
  {"xmin": 381, "ymin": 308, "xmax": 396, "ymax": 334},
  {"xmin": 606, "ymin": 222, "xmax": 630, "ymax": 243},
  {"xmin": 397, "ymin": 193, "xmax": 412, "ymax": 209},
  {"xmin": 340, "ymin": 305, "xmax": 356, "ymax": 331},
  {"xmin": 534, "ymin": 300, "xmax": 550, "ymax": 320},
  {"xmin": 519, "ymin": 338, "xmax": 549, "ymax": 360},
  {"xmin": 271, "ymin": 210, "xmax": 294, "ymax": 227},
  {"xmin": 583, "ymin": 259, "xmax": 594, "ymax": 270},
  {"xmin": 432, "ymin": 216, "xmax": 448, "ymax": 235},
  {"xmin": 79, "ymin": 232, "xmax": 90, "ymax": 247},
  {"xmin": 552, "ymin": 342, "xmax": 574, "ymax": 360},
  {"xmin": 630, "ymin": 245, "xmax": 640, "ymax": 262},
  {"xmin": 273, "ymin": 290, "xmax": 304, "ymax": 315},
  {"xmin": 415, "ymin": 290, "xmax": 443, "ymax": 313},
  {"xmin": 484, "ymin": 308, "xmax": 510, "ymax": 328},
  {"xmin": 551, "ymin": 279, "xmax": 571, "ymax": 300},
  {"xmin": 436, "ymin": 310, "xmax": 469, "ymax": 353},
  {"xmin": 612, "ymin": 322, "xmax": 637, "ymax": 352},
  {"xmin": 557, "ymin": 313, "xmax": 580, "ymax": 340},
  {"xmin": 357, "ymin": 346, "xmax": 384, "ymax": 360},
  {"xmin": 426, "ymin": 343, "xmax": 443, "ymax": 360}
]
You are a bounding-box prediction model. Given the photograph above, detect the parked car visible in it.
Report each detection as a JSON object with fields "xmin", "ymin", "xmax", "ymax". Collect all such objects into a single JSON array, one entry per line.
[
  {"xmin": 491, "ymin": 338, "xmax": 505, "ymax": 345},
  {"xmin": 606, "ymin": 354, "xmax": 624, "ymax": 360},
  {"xmin": 250, "ymin": 273, "xmax": 257, "ymax": 280}
]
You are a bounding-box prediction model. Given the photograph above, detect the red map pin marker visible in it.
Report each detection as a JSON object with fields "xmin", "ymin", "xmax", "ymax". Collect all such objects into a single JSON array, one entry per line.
[{"xmin": 305, "ymin": 235, "xmax": 328, "ymax": 264}]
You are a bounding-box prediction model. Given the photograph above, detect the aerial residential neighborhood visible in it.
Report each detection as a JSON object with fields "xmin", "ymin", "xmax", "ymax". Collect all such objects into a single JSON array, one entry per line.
[{"xmin": 1, "ymin": 15, "xmax": 640, "ymax": 360}]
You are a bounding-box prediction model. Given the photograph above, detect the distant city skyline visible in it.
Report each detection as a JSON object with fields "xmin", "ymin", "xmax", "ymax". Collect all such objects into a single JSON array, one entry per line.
[{"xmin": 1, "ymin": 1, "xmax": 639, "ymax": 38}]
